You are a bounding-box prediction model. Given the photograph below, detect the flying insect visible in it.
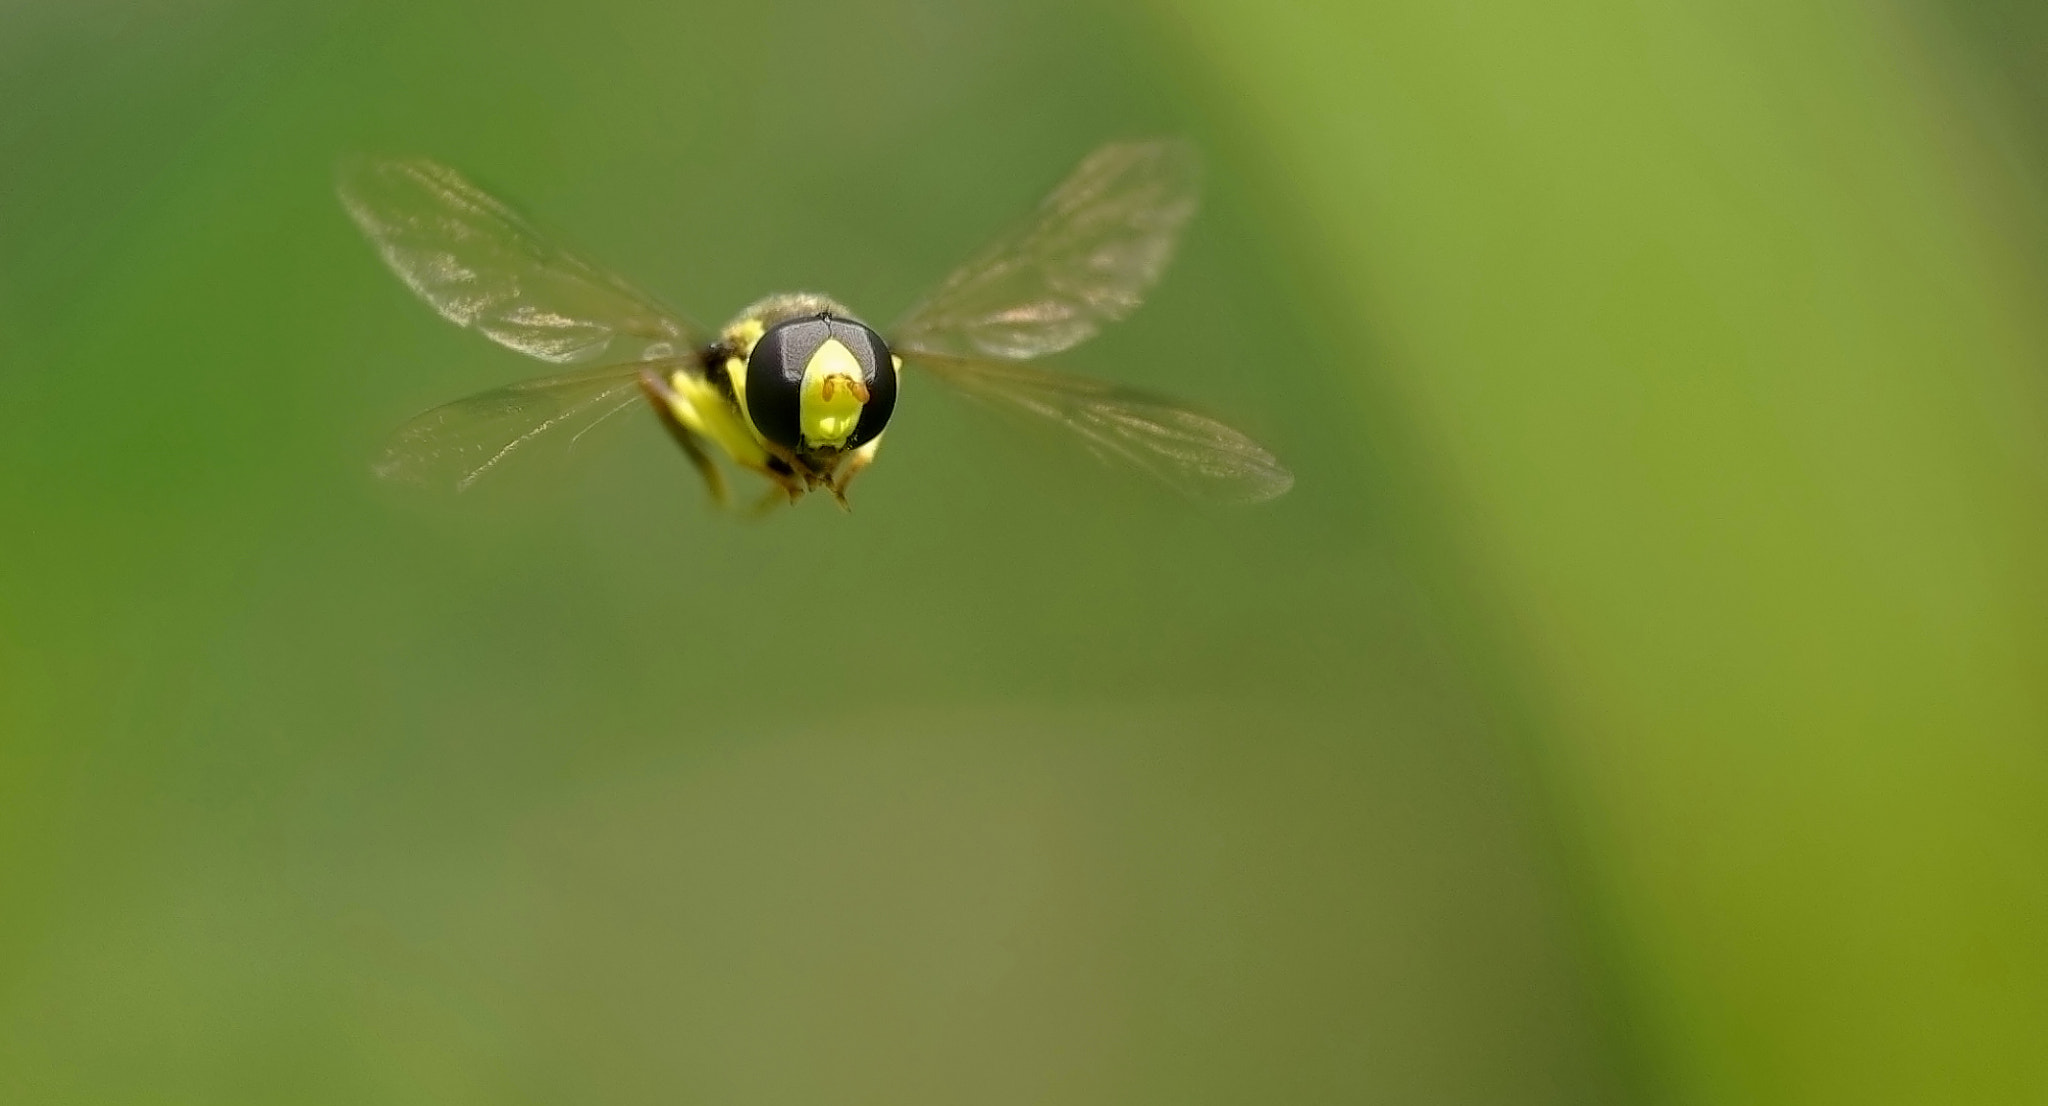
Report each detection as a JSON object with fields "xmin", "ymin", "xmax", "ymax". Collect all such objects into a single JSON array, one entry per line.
[{"xmin": 339, "ymin": 139, "xmax": 1292, "ymax": 508}]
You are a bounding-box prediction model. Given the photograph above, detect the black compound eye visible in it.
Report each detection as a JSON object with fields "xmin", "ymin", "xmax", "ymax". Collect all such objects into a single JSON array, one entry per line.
[{"xmin": 745, "ymin": 315, "xmax": 897, "ymax": 453}]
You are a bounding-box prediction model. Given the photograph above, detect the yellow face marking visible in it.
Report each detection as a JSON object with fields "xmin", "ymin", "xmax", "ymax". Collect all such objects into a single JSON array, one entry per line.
[{"xmin": 799, "ymin": 338, "xmax": 868, "ymax": 449}]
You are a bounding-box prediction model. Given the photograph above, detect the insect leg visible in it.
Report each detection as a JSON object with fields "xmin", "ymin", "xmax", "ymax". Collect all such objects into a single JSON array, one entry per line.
[
  {"xmin": 638, "ymin": 370, "xmax": 730, "ymax": 508},
  {"xmin": 827, "ymin": 433, "xmax": 885, "ymax": 510}
]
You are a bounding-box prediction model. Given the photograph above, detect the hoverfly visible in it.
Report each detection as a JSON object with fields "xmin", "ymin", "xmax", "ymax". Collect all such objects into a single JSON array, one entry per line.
[{"xmin": 339, "ymin": 139, "xmax": 1292, "ymax": 508}]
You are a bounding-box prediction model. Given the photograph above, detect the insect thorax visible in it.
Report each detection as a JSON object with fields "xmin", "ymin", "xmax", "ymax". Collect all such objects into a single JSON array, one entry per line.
[{"xmin": 719, "ymin": 292, "xmax": 860, "ymax": 358}]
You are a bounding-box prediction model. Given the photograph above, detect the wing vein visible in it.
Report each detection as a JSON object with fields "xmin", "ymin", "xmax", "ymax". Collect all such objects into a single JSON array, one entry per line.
[
  {"xmin": 892, "ymin": 139, "xmax": 1201, "ymax": 362},
  {"xmin": 908, "ymin": 353, "xmax": 1292, "ymax": 504},
  {"xmin": 338, "ymin": 155, "xmax": 703, "ymax": 365}
]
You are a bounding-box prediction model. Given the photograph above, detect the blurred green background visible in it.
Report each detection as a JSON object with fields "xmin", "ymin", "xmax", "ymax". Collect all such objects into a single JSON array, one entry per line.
[{"xmin": 3, "ymin": 0, "xmax": 2045, "ymax": 1103}]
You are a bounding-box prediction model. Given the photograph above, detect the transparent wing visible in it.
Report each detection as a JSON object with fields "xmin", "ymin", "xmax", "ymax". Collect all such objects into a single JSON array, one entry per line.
[
  {"xmin": 891, "ymin": 139, "xmax": 1201, "ymax": 362},
  {"xmin": 912, "ymin": 354, "xmax": 1292, "ymax": 504},
  {"xmin": 338, "ymin": 155, "xmax": 702, "ymax": 364},
  {"xmin": 374, "ymin": 360, "xmax": 681, "ymax": 491}
]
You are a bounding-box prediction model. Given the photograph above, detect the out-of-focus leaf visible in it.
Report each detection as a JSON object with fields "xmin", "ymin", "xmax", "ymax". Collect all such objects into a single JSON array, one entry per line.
[{"xmin": 1157, "ymin": 1, "xmax": 2048, "ymax": 1102}]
